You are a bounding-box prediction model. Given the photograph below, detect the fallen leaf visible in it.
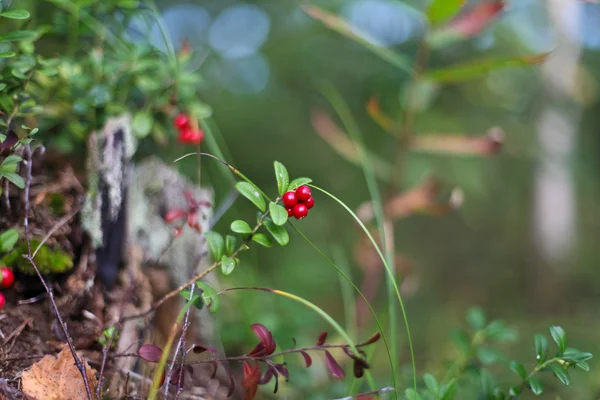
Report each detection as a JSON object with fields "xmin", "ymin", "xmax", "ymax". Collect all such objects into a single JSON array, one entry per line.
[{"xmin": 22, "ymin": 345, "xmax": 98, "ymax": 400}]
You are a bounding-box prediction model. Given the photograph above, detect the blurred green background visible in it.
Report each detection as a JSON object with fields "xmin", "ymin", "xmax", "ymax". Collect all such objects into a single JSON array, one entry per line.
[{"xmin": 137, "ymin": 0, "xmax": 600, "ymax": 398}]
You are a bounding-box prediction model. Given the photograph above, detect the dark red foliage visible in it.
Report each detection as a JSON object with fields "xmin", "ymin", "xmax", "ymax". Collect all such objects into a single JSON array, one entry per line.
[
  {"xmin": 359, "ymin": 332, "xmax": 381, "ymax": 346},
  {"xmin": 0, "ymin": 131, "xmax": 18, "ymax": 154},
  {"xmin": 138, "ymin": 344, "xmax": 163, "ymax": 363},
  {"xmin": 300, "ymin": 351, "xmax": 312, "ymax": 368},
  {"xmin": 164, "ymin": 208, "xmax": 186, "ymax": 223},
  {"xmin": 243, "ymin": 361, "xmax": 261, "ymax": 400},
  {"xmin": 324, "ymin": 351, "xmax": 345, "ymax": 380},
  {"xmin": 249, "ymin": 323, "xmax": 276, "ymax": 356},
  {"xmin": 316, "ymin": 331, "xmax": 328, "ymax": 346},
  {"xmin": 192, "ymin": 344, "xmax": 217, "ymax": 356}
]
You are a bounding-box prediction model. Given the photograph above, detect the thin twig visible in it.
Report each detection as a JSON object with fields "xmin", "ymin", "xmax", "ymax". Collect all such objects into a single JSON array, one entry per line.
[
  {"xmin": 21, "ymin": 145, "xmax": 95, "ymax": 400},
  {"xmin": 32, "ymin": 201, "xmax": 83, "ymax": 258}
]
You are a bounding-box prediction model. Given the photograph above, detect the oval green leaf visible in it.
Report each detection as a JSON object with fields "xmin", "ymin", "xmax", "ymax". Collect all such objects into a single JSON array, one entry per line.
[
  {"xmin": 265, "ymin": 219, "xmax": 289, "ymax": 246},
  {"xmin": 0, "ymin": 9, "xmax": 31, "ymax": 19},
  {"xmin": 133, "ymin": 112, "xmax": 153, "ymax": 138},
  {"xmin": 549, "ymin": 326, "xmax": 567, "ymax": 354},
  {"xmin": 274, "ymin": 161, "xmax": 289, "ymax": 195},
  {"xmin": 0, "ymin": 30, "xmax": 37, "ymax": 42},
  {"xmin": 220, "ymin": 255, "xmax": 236, "ymax": 276},
  {"xmin": 3, "ymin": 172, "xmax": 24, "ymax": 189},
  {"xmin": 426, "ymin": 0, "xmax": 466, "ymax": 26},
  {"xmin": 509, "ymin": 360, "xmax": 527, "ymax": 380},
  {"xmin": 225, "ymin": 235, "xmax": 237, "ymax": 256},
  {"xmin": 269, "ymin": 202, "xmax": 288, "ymax": 226},
  {"xmin": 205, "ymin": 231, "xmax": 224, "ymax": 261},
  {"xmin": 288, "ymin": 177, "xmax": 313, "ymax": 191},
  {"xmin": 0, "ymin": 52, "xmax": 15, "ymax": 58},
  {"xmin": 0, "ymin": 228, "xmax": 19, "ymax": 252},
  {"xmin": 528, "ymin": 377, "xmax": 543, "ymax": 395},
  {"xmin": 534, "ymin": 334, "xmax": 548, "ymax": 364},
  {"xmin": 252, "ymin": 233, "xmax": 272, "ymax": 248},
  {"xmin": 423, "ymin": 373, "xmax": 439, "ymax": 395},
  {"xmin": 235, "ymin": 182, "xmax": 266, "ymax": 212},
  {"xmin": 196, "ymin": 281, "xmax": 220, "ymax": 313},
  {"xmin": 549, "ymin": 364, "xmax": 570, "ymax": 386},
  {"xmin": 230, "ymin": 220, "xmax": 252, "ymax": 234}
]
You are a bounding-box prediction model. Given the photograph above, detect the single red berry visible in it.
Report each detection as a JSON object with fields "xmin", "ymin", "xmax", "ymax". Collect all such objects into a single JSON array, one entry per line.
[
  {"xmin": 174, "ymin": 113, "xmax": 190, "ymax": 130},
  {"xmin": 0, "ymin": 267, "xmax": 14, "ymax": 289},
  {"xmin": 296, "ymin": 185, "xmax": 312, "ymax": 202},
  {"xmin": 0, "ymin": 293, "xmax": 5, "ymax": 310},
  {"xmin": 286, "ymin": 208, "xmax": 293, "ymax": 217},
  {"xmin": 292, "ymin": 203, "xmax": 308, "ymax": 219},
  {"xmin": 304, "ymin": 196, "xmax": 315, "ymax": 209},
  {"xmin": 282, "ymin": 191, "xmax": 298, "ymax": 208}
]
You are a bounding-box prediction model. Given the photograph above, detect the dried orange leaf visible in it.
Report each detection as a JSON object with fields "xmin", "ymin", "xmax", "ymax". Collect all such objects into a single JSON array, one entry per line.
[{"xmin": 22, "ymin": 345, "xmax": 98, "ymax": 400}]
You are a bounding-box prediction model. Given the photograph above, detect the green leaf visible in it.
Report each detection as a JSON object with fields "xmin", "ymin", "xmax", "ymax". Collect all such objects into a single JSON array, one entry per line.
[
  {"xmin": 528, "ymin": 376, "xmax": 543, "ymax": 395},
  {"xmin": 534, "ymin": 334, "xmax": 548, "ymax": 363},
  {"xmin": 273, "ymin": 161, "xmax": 289, "ymax": 195},
  {"xmin": 179, "ymin": 290, "xmax": 203, "ymax": 309},
  {"xmin": 89, "ymin": 84, "xmax": 112, "ymax": 106},
  {"xmin": 509, "ymin": 360, "xmax": 527, "ymax": 380},
  {"xmin": 235, "ymin": 182, "xmax": 266, "ymax": 212},
  {"xmin": 423, "ymin": 373, "xmax": 439, "ymax": 396},
  {"xmin": 0, "ymin": 52, "xmax": 15, "ymax": 58},
  {"xmin": 2, "ymin": 155, "xmax": 22, "ymax": 166},
  {"xmin": 426, "ymin": 0, "xmax": 466, "ymax": 25},
  {"xmin": 425, "ymin": 53, "xmax": 550, "ymax": 84},
  {"xmin": 562, "ymin": 348, "xmax": 593, "ymax": 362},
  {"xmin": 288, "ymin": 177, "xmax": 313, "ymax": 191},
  {"xmin": 550, "ymin": 326, "xmax": 567, "ymax": 354},
  {"xmin": 0, "ymin": 30, "xmax": 37, "ymax": 42},
  {"xmin": 252, "ymin": 233, "xmax": 272, "ymax": 247},
  {"xmin": 265, "ymin": 219, "xmax": 289, "ymax": 246},
  {"xmin": 269, "ymin": 202, "xmax": 288, "ymax": 226},
  {"xmin": 450, "ymin": 328, "xmax": 470, "ymax": 353},
  {"xmin": 225, "ymin": 235, "xmax": 237, "ymax": 256},
  {"xmin": 2, "ymin": 172, "xmax": 24, "ymax": 188},
  {"xmin": 403, "ymin": 388, "xmax": 421, "ymax": 400},
  {"xmin": 466, "ymin": 306, "xmax": 486, "ymax": 330},
  {"xmin": 0, "ymin": 9, "xmax": 31, "ymax": 19},
  {"xmin": 220, "ymin": 255, "xmax": 236, "ymax": 276},
  {"xmin": 549, "ymin": 364, "xmax": 570, "ymax": 386},
  {"xmin": 440, "ymin": 381, "xmax": 458, "ymax": 400},
  {"xmin": 230, "ymin": 220, "xmax": 253, "ymax": 234},
  {"xmin": 205, "ymin": 232, "xmax": 225, "ymax": 261},
  {"xmin": 132, "ymin": 112, "xmax": 153, "ymax": 138},
  {"xmin": 196, "ymin": 281, "xmax": 220, "ymax": 313},
  {"xmin": 508, "ymin": 385, "xmax": 522, "ymax": 396},
  {"xmin": 0, "ymin": 229, "xmax": 19, "ymax": 252},
  {"xmin": 477, "ymin": 347, "xmax": 506, "ymax": 365},
  {"xmin": 0, "ymin": 83, "xmax": 7, "ymax": 91}
]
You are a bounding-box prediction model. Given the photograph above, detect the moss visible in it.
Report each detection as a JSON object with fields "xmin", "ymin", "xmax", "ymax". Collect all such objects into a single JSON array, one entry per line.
[{"xmin": 1, "ymin": 240, "xmax": 73, "ymax": 275}]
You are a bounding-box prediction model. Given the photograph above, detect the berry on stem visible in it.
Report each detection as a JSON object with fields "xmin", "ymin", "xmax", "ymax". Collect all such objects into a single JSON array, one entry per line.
[
  {"xmin": 286, "ymin": 208, "xmax": 293, "ymax": 217},
  {"xmin": 282, "ymin": 191, "xmax": 298, "ymax": 208},
  {"xmin": 0, "ymin": 267, "xmax": 14, "ymax": 289},
  {"xmin": 174, "ymin": 114, "xmax": 190, "ymax": 130},
  {"xmin": 292, "ymin": 203, "xmax": 308, "ymax": 220},
  {"xmin": 296, "ymin": 185, "xmax": 312, "ymax": 202},
  {"xmin": 304, "ymin": 196, "xmax": 315, "ymax": 209},
  {"xmin": 179, "ymin": 128, "xmax": 204, "ymax": 145}
]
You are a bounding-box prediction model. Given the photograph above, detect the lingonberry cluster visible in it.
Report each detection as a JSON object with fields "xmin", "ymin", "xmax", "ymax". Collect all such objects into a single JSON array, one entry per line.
[
  {"xmin": 173, "ymin": 113, "xmax": 204, "ymax": 145},
  {"xmin": 0, "ymin": 266, "xmax": 15, "ymax": 310},
  {"xmin": 281, "ymin": 185, "xmax": 314, "ymax": 220}
]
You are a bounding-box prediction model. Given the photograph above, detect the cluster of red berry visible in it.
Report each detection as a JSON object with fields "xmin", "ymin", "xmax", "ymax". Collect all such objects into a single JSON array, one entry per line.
[
  {"xmin": 173, "ymin": 113, "xmax": 204, "ymax": 145},
  {"xmin": 0, "ymin": 266, "xmax": 15, "ymax": 309},
  {"xmin": 282, "ymin": 185, "xmax": 314, "ymax": 220}
]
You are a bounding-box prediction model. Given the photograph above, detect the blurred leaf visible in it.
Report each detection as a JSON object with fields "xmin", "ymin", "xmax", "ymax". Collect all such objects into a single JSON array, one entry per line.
[
  {"xmin": 549, "ymin": 364, "xmax": 570, "ymax": 386},
  {"xmin": 528, "ymin": 377, "xmax": 543, "ymax": 395},
  {"xmin": 509, "ymin": 360, "xmax": 527, "ymax": 380},
  {"xmin": 231, "ymin": 220, "xmax": 253, "ymax": 234},
  {"xmin": 264, "ymin": 219, "xmax": 289, "ymax": 246},
  {"xmin": 2, "ymin": 155, "xmax": 22, "ymax": 166},
  {"xmin": 534, "ymin": 334, "xmax": 548, "ymax": 364},
  {"xmin": 423, "ymin": 373, "xmax": 439, "ymax": 396},
  {"xmin": 196, "ymin": 281, "xmax": 220, "ymax": 313},
  {"xmin": 477, "ymin": 347, "xmax": 506, "ymax": 365},
  {"xmin": 300, "ymin": 351, "xmax": 312, "ymax": 367},
  {"xmin": 427, "ymin": 1, "xmax": 506, "ymax": 48},
  {"xmin": 0, "ymin": 228, "xmax": 19, "ymax": 252},
  {"xmin": 252, "ymin": 233, "xmax": 272, "ymax": 248},
  {"xmin": 0, "ymin": 9, "xmax": 31, "ymax": 19},
  {"xmin": 466, "ymin": 306, "xmax": 486, "ymax": 330},
  {"xmin": 508, "ymin": 385, "xmax": 522, "ymax": 396},
  {"xmin": 225, "ymin": 235, "xmax": 237, "ymax": 256},
  {"xmin": 179, "ymin": 290, "xmax": 203, "ymax": 310},
  {"xmin": 413, "ymin": 127, "xmax": 504, "ymax": 156},
  {"xmin": 138, "ymin": 344, "xmax": 162, "ymax": 363},
  {"xmin": 273, "ymin": 161, "xmax": 289, "ymax": 195},
  {"xmin": 132, "ymin": 112, "xmax": 153, "ymax": 138},
  {"xmin": 550, "ymin": 326, "xmax": 567, "ymax": 354},
  {"xmin": 2, "ymin": 172, "xmax": 24, "ymax": 188},
  {"xmin": 450, "ymin": 328, "xmax": 470, "ymax": 353},
  {"xmin": 269, "ymin": 202, "xmax": 288, "ymax": 226},
  {"xmin": 220, "ymin": 255, "xmax": 236, "ymax": 276},
  {"xmin": 324, "ymin": 351, "xmax": 344, "ymax": 379},
  {"xmin": 288, "ymin": 177, "xmax": 313, "ymax": 191},
  {"xmin": 0, "ymin": 31, "xmax": 37, "ymax": 42},
  {"xmin": 424, "ymin": 53, "xmax": 550, "ymax": 83},
  {"xmin": 440, "ymin": 381, "xmax": 458, "ymax": 400},
  {"xmin": 235, "ymin": 182, "xmax": 266, "ymax": 212},
  {"xmin": 0, "ymin": 52, "xmax": 15, "ymax": 58},
  {"xmin": 89, "ymin": 84, "xmax": 112, "ymax": 106},
  {"xmin": 301, "ymin": 4, "xmax": 412, "ymax": 73},
  {"xmin": 427, "ymin": 0, "xmax": 466, "ymax": 26},
  {"xmin": 205, "ymin": 231, "xmax": 225, "ymax": 261}
]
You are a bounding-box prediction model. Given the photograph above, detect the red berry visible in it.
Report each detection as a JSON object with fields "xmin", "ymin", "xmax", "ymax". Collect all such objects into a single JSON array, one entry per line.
[
  {"xmin": 286, "ymin": 208, "xmax": 293, "ymax": 217},
  {"xmin": 0, "ymin": 293, "xmax": 5, "ymax": 310},
  {"xmin": 174, "ymin": 114, "xmax": 190, "ymax": 129},
  {"xmin": 282, "ymin": 191, "xmax": 298, "ymax": 208},
  {"xmin": 296, "ymin": 185, "xmax": 312, "ymax": 202},
  {"xmin": 0, "ymin": 267, "xmax": 14, "ymax": 289},
  {"xmin": 304, "ymin": 196, "xmax": 315, "ymax": 209},
  {"xmin": 178, "ymin": 129, "xmax": 204, "ymax": 145},
  {"xmin": 292, "ymin": 203, "xmax": 308, "ymax": 219}
]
